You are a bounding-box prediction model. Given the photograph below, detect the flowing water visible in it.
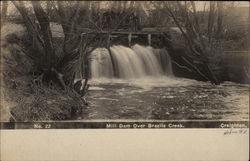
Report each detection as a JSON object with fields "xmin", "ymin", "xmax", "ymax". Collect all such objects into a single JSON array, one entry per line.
[
  {"xmin": 79, "ymin": 45, "xmax": 249, "ymax": 120},
  {"xmin": 90, "ymin": 44, "xmax": 172, "ymax": 79}
]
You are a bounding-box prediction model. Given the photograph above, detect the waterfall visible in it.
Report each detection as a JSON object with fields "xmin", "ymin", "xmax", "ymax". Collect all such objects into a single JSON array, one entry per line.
[
  {"xmin": 90, "ymin": 44, "xmax": 173, "ymax": 79},
  {"xmin": 90, "ymin": 48, "xmax": 114, "ymax": 78}
]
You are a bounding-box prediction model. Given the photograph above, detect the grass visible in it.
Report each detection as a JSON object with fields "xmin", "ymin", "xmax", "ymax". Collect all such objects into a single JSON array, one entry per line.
[{"xmin": 10, "ymin": 84, "xmax": 85, "ymax": 122}]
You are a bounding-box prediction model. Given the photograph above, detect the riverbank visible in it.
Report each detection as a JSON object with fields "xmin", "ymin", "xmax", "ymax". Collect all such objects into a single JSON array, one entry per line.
[{"xmin": 1, "ymin": 23, "xmax": 85, "ymax": 121}]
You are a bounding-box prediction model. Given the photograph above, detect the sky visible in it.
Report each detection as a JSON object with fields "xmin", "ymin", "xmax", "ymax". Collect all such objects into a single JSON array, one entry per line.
[{"xmin": 4, "ymin": 1, "xmax": 250, "ymax": 15}]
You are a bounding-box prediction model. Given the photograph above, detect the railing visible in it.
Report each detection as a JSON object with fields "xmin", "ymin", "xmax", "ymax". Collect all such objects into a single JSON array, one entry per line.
[{"xmin": 80, "ymin": 31, "xmax": 164, "ymax": 47}]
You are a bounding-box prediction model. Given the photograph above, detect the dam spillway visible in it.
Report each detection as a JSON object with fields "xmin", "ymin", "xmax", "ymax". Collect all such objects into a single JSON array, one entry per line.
[{"xmin": 90, "ymin": 44, "xmax": 173, "ymax": 79}]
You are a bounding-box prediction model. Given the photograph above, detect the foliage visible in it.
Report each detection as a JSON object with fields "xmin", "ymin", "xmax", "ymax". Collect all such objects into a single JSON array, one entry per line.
[{"xmin": 10, "ymin": 1, "xmax": 250, "ymax": 85}]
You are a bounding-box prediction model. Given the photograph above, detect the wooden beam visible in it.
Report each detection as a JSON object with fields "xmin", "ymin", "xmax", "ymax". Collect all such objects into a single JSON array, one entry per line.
[
  {"xmin": 82, "ymin": 31, "xmax": 163, "ymax": 36},
  {"xmin": 148, "ymin": 34, "xmax": 151, "ymax": 46}
]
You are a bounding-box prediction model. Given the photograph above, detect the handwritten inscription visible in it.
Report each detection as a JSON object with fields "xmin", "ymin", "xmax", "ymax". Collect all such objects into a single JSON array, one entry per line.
[{"xmin": 223, "ymin": 128, "xmax": 248, "ymax": 135}]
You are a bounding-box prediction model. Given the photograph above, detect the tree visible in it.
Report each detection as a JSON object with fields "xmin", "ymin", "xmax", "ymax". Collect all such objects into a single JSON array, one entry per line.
[
  {"xmin": 152, "ymin": 1, "xmax": 220, "ymax": 84},
  {"xmin": 1, "ymin": 1, "xmax": 8, "ymax": 25},
  {"xmin": 216, "ymin": 2, "xmax": 224, "ymax": 36},
  {"xmin": 11, "ymin": 1, "xmax": 101, "ymax": 101},
  {"xmin": 207, "ymin": 1, "xmax": 216, "ymax": 41}
]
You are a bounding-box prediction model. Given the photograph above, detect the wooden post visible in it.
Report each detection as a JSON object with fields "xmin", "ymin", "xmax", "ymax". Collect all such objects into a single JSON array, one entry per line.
[
  {"xmin": 107, "ymin": 33, "xmax": 110, "ymax": 45},
  {"xmin": 148, "ymin": 34, "xmax": 151, "ymax": 46},
  {"xmin": 79, "ymin": 33, "xmax": 84, "ymax": 79},
  {"xmin": 128, "ymin": 33, "xmax": 132, "ymax": 47}
]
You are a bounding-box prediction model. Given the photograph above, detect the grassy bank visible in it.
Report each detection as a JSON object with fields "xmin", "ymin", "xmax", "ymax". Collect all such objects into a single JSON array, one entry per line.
[{"xmin": 1, "ymin": 23, "xmax": 85, "ymax": 122}]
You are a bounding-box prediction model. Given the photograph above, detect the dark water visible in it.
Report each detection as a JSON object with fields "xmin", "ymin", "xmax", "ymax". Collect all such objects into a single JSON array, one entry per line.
[{"xmin": 80, "ymin": 77, "xmax": 249, "ymax": 120}]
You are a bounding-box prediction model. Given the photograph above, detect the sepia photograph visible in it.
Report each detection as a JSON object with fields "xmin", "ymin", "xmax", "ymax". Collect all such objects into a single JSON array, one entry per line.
[
  {"xmin": 0, "ymin": 1, "xmax": 249, "ymax": 161},
  {"xmin": 0, "ymin": 1, "xmax": 249, "ymax": 128}
]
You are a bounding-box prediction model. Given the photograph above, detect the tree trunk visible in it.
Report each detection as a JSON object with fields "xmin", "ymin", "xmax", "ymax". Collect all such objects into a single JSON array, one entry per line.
[
  {"xmin": 1, "ymin": 1, "xmax": 8, "ymax": 24},
  {"xmin": 216, "ymin": 2, "xmax": 223, "ymax": 36},
  {"xmin": 163, "ymin": 2, "xmax": 220, "ymax": 84},
  {"xmin": 32, "ymin": 1, "xmax": 56, "ymax": 69},
  {"xmin": 12, "ymin": 1, "xmax": 47, "ymax": 67},
  {"xmin": 208, "ymin": 1, "xmax": 216, "ymax": 41},
  {"xmin": 13, "ymin": 2, "xmax": 66, "ymax": 88}
]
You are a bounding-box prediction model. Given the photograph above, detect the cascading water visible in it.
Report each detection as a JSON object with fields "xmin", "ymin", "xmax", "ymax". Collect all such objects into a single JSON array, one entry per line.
[
  {"xmin": 90, "ymin": 48, "xmax": 114, "ymax": 78},
  {"xmin": 90, "ymin": 44, "xmax": 173, "ymax": 79}
]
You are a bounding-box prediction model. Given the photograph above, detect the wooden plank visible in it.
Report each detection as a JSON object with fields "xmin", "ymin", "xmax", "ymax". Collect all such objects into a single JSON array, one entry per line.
[{"xmin": 81, "ymin": 31, "xmax": 163, "ymax": 36}]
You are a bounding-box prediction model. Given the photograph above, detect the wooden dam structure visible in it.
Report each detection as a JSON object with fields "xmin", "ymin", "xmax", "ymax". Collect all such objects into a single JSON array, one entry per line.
[
  {"xmin": 78, "ymin": 30, "xmax": 221, "ymax": 84},
  {"xmin": 80, "ymin": 30, "xmax": 167, "ymax": 49}
]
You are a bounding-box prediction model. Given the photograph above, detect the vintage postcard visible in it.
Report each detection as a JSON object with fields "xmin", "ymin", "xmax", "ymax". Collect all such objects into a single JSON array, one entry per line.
[{"xmin": 0, "ymin": 1, "xmax": 249, "ymax": 160}]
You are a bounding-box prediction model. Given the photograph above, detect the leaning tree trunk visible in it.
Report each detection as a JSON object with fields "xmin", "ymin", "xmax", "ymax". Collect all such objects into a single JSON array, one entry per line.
[
  {"xmin": 12, "ymin": 1, "xmax": 67, "ymax": 88},
  {"xmin": 208, "ymin": 1, "xmax": 216, "ymax": 42},
  {"xmin": 31, "ymin": 1, "xmax": 56, "ymax": 69},
  {"xmin": 1, "ymin": 1, "xmax": 8, "ymax": 25},
  {"xmin": 163, "ymin": 1, "xmax": 219, "ymax": 85},
  {"xmin": 12, "ymin": 2, "xmax": 45, "ymax": 51},
  {"xmin": 216, "ymin": 2, "xmax": 223, "ymax": 36}
]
